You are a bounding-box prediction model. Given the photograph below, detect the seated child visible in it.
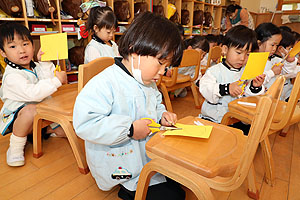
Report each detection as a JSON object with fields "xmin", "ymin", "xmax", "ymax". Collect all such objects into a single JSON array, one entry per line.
[
  {"xmin": 255, "ymin": 23, "xmax": 298, "ymax": 101},
  {"xmin": 73, "ymin": 12, "xmax": 185, "ymax": 200},
  {"xmin": 167, "ymin": 36, "xmax": 209, "ymax": 97},
  {"xmin": 200, "ymin": 34, "xmax": 218, "ymax": 66},
  {"xmin": 0, "ymin": 22, "xmax": 67, "ymax": 167},
  {"xmin": 199, "ymin": 25, "xmax": 265, "ymax": 127},
  {"xmin": 84, "ymin": 6, "xmax": 118, "ymax": 64}
]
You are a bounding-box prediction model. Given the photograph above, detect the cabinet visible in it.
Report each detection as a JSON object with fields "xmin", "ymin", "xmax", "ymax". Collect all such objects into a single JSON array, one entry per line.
[{"xmin": 0, "ymin": 0, "xmax": 222, "ymax": 75}]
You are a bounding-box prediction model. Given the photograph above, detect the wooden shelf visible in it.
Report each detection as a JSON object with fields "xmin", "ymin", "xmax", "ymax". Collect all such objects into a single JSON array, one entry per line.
[
  {"xmin": 27, "ymin": 18, "xmax": 59, "ymax": 22},
  {"xmin": 67, "ymin": 70, "xmax": 78, "ymax": 75},
  {"xmin": 0, "ymin": 17, "xmax": 25, "ymax": 21}
]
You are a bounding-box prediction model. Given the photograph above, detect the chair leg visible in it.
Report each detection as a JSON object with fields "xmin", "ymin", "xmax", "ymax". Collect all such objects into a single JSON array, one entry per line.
[
  {"xmin": 33, "ymin": 114, "xmax": 43, "ymax": 158},
  {"xmin": 59, "ymin": 118, "xmax": 89, "ymax": 174},
  {"xmin": 279, "ymin": 126, "xmax": 289, "ymax": 137},
  {"xmin": 260, "ymin": 137, "xmax": 275, "ymax": 186},
  {"xmin": 135, "ymin": 158, "xmax": 214, "ymax": 200},
  {"xmin": 247, "ymin": 163, "xmax": 259, "ymax": 200},
  {"xmin": 190, "ymin": 83, "xmax": 201, "ymax": 109},
  {"xmin": 159, "ymin": 84, "xmax": 173, "ymax": 112}
]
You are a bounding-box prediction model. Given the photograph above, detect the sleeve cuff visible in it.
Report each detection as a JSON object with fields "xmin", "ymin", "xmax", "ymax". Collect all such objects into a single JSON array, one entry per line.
[
  {"xmin": 249, "ymin": 81, "xmax": 262, "ymax": 93},
  {"xmin": 219, "ymin": 83, "xmax": 230, "ymax": 96},
  {"xmin": 127, "ymin": 124, "xmax": 134, "ymax": 138}
]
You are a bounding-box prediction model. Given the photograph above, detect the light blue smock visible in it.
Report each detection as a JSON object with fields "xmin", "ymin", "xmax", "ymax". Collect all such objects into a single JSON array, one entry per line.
[{"xmin": 73, "ymin": 59, "xmax": 166, "ymax": 191}]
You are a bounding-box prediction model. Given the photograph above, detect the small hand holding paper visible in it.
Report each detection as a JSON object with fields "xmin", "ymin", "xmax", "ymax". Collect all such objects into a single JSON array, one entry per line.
[
  {"xmin": 252, "ymin": 74, "xmax": 266, "ymax": 87},
  {"xmin": 37, "ymin": 48, "xmax": 44, "ymax": 61},
  {"xmin": 230, "ymin": 81, "xmax": 243, "ymax": 97},
  {"xmin": 55, "ymin": 71, "xmax": 67, "ymax": 84},
  {"xmin": 272, "ymin": 63, "xmax": 283, "ymax": 75},
  {"xmin": 161, "ymin": 111, "xmax": 177, "ymax": 126}
]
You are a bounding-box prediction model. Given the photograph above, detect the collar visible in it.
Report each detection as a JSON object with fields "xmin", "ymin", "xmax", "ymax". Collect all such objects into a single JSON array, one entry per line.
[
  {"xmin": 268, "ymin": 54, "xmax": 276, "ymax": 60},
  {"xmin": 222, "ymin": 58, "xmax": 241, "ymax": 72},
  {"xmin": 274, "ymin": 54, "xmax": 282, "ymax": 59},
  {"xmin": 93, "ymin": 35, "xmax": 113, "ymax": 46},
  {"xmin": 114, "ymin": 57, "xmax": 133, "ymax": 77},
  {"xmin": 4, "ymin": 58, "xmax": 36, "ymax": 70}
]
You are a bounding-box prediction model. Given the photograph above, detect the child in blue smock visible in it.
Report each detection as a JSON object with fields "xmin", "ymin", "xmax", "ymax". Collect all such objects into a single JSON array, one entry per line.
[
  {"xmin": 84, "ymin": 5, "xmax": 119, "ymax": 63},
  {"xmin": 73, "ymin": 12, "xmax": 185, "ymax": 200},
  {"xmin": 255, "ymin": 23, "xmax": 298, "ymax": 101},
  {"xmin": 0, "ymin": 22, "xmax": 67, "ymax": 167},
  {"xmin": 199, "ymin": 25, "xmax": 265, "ymax": 134}
]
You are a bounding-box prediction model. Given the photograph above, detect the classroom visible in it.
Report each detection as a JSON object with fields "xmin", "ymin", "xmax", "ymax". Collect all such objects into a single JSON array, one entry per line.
[{"xmin": 0, "ymin": 0, "xmax": 300, "ymax": 199}]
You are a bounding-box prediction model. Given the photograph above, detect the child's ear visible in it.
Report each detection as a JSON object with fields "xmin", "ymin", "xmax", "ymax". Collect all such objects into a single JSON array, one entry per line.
[
  {"xmin": 257, "ymin": 40, "xmax": 262, "ymax": 47},
  {"xmin": 222, "ymin": 45, "xmax": 228, "ymax": 56},
  {"xmin": 93, "ymin": 25, "xmax": 99, "ymax": 33},
  {"xmin": 187, "ymin": 46, "xmax": 193, "ymax": 50},
  {"xmin": 0, "ymin": 49, "xmax": 6, "ymax": 58}
]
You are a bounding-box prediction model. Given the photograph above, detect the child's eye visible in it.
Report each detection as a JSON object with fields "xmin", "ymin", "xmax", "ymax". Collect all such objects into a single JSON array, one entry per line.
[
  {"xmin": 158, "ymin": 60, "xmax": 163, "ymax": 65},
  {"xmin": 24, "ymin": 43, "xmax": 29, "ymax": 46},
  {"xmin": 9, "ymin": 45, "xmax": 16, "ymax": 49}
]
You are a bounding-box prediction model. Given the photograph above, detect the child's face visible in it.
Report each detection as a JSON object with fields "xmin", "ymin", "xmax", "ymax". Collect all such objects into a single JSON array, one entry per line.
[
  {"xmin": 94, "ymin": 26, "xmax": 115, "ymax": 42},
  {"xmin": 223, "ymin": 45, "xmax": 250, "ymax": 69},
  {"xmin": 258, "ymin": 34, "xmax": 282, "ymax": 56},
  {"xmin": 133, "ymin": 54, "xmax": 171, "ymax": 85},
  {"xmin": 0, "ymin": 34, "xmax": 34, "ymax": 68}
]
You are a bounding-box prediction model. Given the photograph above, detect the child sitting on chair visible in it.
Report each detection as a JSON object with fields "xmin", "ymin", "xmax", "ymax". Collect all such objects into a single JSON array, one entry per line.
[
  {"xmin": 0, "ymin": 22, "xmax": 67, "ymax": 167},
  {"xmin": 199, "ymin": 25, "xmax": 265, "ymax": 130},
  {"xmin": 73, "ymin": 12, "xmax": 185, "ymax": 200},
  {"xmin": 255, "ymin": 23, "xmax": 298, "ymax": 101},
  {"xmin": 84, "ymin": 5, "xmax": 118, "ymax": 64}
]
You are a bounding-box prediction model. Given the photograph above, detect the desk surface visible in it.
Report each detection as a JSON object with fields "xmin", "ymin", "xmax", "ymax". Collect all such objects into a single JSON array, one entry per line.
[
  {"xmin": 146, "ymin": 116, "xmax": 247, "ymax": 178},
  {"xmin": 36, "ymin": 83, "xmax": 77, "ymax": 118}
]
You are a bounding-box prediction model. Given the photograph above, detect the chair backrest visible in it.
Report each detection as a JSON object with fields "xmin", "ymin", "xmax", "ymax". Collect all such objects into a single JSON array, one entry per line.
[
  {"xmin": 229, "ymin": 76, "xmax": 285, "ymax": 189},
  {"xmin": 271, "ymin": 72, "xmax": 300, "ymax": 131},
  {"xmin": 78, "ymin": 57, "xmax": 115, "ymax": 92},
  {"xmin": 168, "ymin": 49, "xmax": 203, "ymax": 86},
  {"xmin": 206, "ymin": 46, "xmax": 222, "ymax": 68}
]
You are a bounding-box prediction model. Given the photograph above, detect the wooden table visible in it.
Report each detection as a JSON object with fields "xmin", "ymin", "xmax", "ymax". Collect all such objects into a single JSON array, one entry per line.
[{"xmin": 33, "ymin": 83, "xmax": 89, "ymax": 174}]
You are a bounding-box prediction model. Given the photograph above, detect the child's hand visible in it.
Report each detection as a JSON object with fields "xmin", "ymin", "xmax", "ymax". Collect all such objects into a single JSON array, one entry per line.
[
  {"xmin": 132, "ymin": 119, "xmax": 152, "ymax": 140},
  {"xmin": 286, "ymin": 55, "xmax": 295, "ymax": 63},
  {"xmin": 37, "ymin": 48, "xmax": 44, "ymax": 61},
  {"xmin": 272, "ymin": 63, "xmax": 283, "ymax": 75},
  {"xmin": 252, "ymin": 74, "xmax": 266, "ymax": 87},
  {"xmin": 55, "ymin": 71, "xmax": 68, "ymax": 84},
  {"xmin": 161, "ymin": 111, "xmax": 177, "ymax": 126},
  {"xmin": 166, "ymin": 69, "xmax": 172, "ymax": 77},
  {"xmin": 229, "ymin": 81, "xmax": 243, "ymax": 97}
]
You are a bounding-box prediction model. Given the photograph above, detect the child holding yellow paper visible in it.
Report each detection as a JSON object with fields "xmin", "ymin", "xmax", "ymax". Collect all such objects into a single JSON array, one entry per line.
[
  {"xmin": 199, "ymin": 25, "xmax": 265, "ymax": 128},
  {"xmin": 255, "ymin": 23, "xmax": 298, "ymax": 101},
  {"xmin": 84, "ymin": 5, "xmax": 119, "ymax": 64},
  {"xmin": 73, "ymin": 12, "xmax": 185, "ymax": 200},
  {"xmin": 0, "ymin": 22, "xmax": 67, "ymax": 167}
]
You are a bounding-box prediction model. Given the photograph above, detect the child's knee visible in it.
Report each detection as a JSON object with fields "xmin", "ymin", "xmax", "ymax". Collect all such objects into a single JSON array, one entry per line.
[{"xmin": 18, "ymin": 104, "xmax": 37, "ymax": 119}]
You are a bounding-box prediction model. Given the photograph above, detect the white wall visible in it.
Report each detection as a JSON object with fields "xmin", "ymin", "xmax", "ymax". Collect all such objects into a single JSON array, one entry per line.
[{"xmin": 241, "ymin": 0, "xmax": 277, "ymax": 13}]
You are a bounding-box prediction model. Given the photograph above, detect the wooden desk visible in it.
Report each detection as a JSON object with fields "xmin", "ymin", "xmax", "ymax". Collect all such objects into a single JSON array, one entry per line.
[
  {"xmin": 33, "ymin": 83, "xmax": 89, "ymax": 174},
  {"xmin": 146, "ymin": 116, "xmax": 246, "ymax": 178}
]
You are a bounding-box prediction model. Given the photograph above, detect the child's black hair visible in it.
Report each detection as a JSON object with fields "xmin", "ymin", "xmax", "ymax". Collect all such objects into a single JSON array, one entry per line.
[
  {"xmin": 255, "ymin": 22, "xmax": 281, "ymax": 43},
  {"xmin": 279, "ymin": 30, "xmax": 295, "ymax": 48},
  {"xmin": 279, "ymin": 25, "xmax": 292, "ymax": 33},
  {"xmin": 184, "ymin": 36, "xmax": 209, "ymax": 53},
  {"xmin": 223, "ymin": 25, "xmax": 257, "ymax": 51},
  {"xmin": 118, "ymin": 12, "xmax": 183, "ymax": 67},
  {"xmin": 86, "ymin": 6, "xmax": 118, "ymax": 34},
  {"xmin": 226, "ymin": 4, "xmax": 242, "ymax": 15},
  {"xmin": 293, "ymin": 31, "xmax": 300, "ymax": 43},
  {"xmin": 217, "ymin": 34, "xmax": 225, "ymax": 45},
  {"xmin": 176, "ymin": 23, "xmax": 184, "ymax": 38},
  {"xmin": 205, "ymin": 34, "xmax": 218, "ymax": 44},
  {"xmin": 0, "ymin": 22, "xmax": 33, "ymax": 51}
]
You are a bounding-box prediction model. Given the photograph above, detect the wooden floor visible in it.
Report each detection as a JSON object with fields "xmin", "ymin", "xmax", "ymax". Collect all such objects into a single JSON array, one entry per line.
[{"xmin": 0, "ymin": 90, "xmax": 300, "ymax": 200}]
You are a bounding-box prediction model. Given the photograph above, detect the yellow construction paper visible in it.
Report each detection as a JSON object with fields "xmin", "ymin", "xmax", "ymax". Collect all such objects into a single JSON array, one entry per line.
[
  {"xmin": 40, "ymin": 33, "xmax": 68, "ymax": 61},
  {"xmin": 240, "ymin": 52, "xmax": 269, "ymax": 80},
  {"xmin": 162, "ymin": 123, "xmax": 213, "ymax": 139},
  {"xmin": 289, "ymin": 41, "xmax": 300, "ymax": 57}
]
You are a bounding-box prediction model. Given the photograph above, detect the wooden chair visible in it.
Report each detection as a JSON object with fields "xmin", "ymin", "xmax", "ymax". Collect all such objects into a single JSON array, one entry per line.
[
  {"xmin": 33, "ymin": 57, "xmax": 114, "ymax": 174},
  {"xmin": 135, "ymin": 91, "xmax": 280, "ymax": 200},
  {"xmin": 158, "ymin": 49, "xmax": 203, "ymax": 112},
  {"xmin": 201, "ymin": 46, "xmax": 222, "ymax": 75},
  {"xmin": 221, "ymin": 75, "xmax": 295, "ymax": 185}
]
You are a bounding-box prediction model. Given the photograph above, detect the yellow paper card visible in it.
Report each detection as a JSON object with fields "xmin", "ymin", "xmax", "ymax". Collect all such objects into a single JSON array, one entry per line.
[
  {"xmin": 240, "ymin": 52, "xmax": 269, "ymax": 80},
  {"xmin": 289, "ymin": 41, "xmax": 300, "ymax": 57},
  {"xmin": 162, "ymin": 123, "xmax": 213, "ymax": 139},
  {"xmin": 40, "ymin": 33, "xmax": 68, "ymax": 61}
]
